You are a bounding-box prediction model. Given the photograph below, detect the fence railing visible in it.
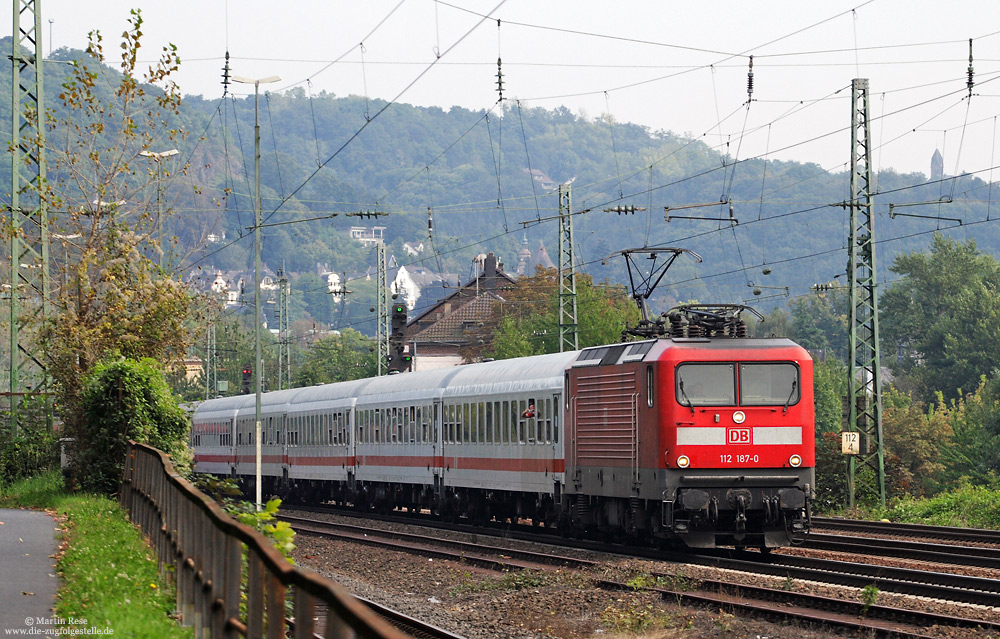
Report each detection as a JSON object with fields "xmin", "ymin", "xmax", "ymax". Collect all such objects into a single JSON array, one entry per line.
[{"xmin": 120, "ymin": 441, "xmax": 410, "ymax": 639}]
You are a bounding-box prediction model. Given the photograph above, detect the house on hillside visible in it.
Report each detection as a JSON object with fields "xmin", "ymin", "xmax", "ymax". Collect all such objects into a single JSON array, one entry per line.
[
  {"xmin": 186, "ymin": 266, "xmax": 279, "ymax": 308},
  {"xmin": 348, "ymin": 226, "xmax": 385, "ymax": 246},
  {"xmin": 391, "ymin": 263, "xmax": 456, "ymax": 312},
  {"xmin": 402, "ymin": 252, "xmax": 516, "ymax": 370}
]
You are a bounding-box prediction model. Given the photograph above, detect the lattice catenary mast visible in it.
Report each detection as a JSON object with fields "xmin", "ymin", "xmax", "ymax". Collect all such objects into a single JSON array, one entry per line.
[
  {"xmin": 846, "ymin": 78, "xmax": 886, "ymax": 509},
  {"xmin": 557, "ymin": 184, "xmax": 578, "ymax": 352},
  {"xmin": 8, "ymin": 0, "xmax": 51, "ymax": 433}
]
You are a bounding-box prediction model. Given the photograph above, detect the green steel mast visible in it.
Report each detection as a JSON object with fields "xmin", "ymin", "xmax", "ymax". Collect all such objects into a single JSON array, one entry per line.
[
  {"xmin": 8, "ymin": 0, "xmax": 50, "ymax": 433},
  {"xmin": 846, "ymin": 78, "xmax": 886, "ymax": 509}
]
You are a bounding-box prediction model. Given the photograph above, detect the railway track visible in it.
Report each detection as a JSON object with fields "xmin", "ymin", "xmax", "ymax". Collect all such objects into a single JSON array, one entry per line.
[
  {"xmin": 813, "ymin": 516, "xmax": 1000, "ymax": 545},
  {"xmin": 285, "ymin": 511, "xmax": 1000, "ymax": 639},
  {"xmin": 803, "ymin": 531, "xmax": 1000, "ymax": 569}
]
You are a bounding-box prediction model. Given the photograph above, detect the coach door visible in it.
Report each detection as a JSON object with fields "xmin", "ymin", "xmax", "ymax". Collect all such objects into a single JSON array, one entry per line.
[{"xmin": 432, "ymin": 400, "xmax": 443, "ymax": 495}]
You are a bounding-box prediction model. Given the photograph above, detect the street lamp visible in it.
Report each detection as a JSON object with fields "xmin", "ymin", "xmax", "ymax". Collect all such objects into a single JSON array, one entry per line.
[
  {"xmin": 232, "ymin": 74, "xmax": 280, "ymax": 512},
  {"xmin": 139, "ymin": 148, "xmax": 178, "ymax": 270}
]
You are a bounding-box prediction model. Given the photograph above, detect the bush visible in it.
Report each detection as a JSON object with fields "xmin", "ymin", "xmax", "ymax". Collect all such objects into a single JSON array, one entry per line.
[
  {"xmin": 67, "ymin": 357, "xmax": 190, "ymax": 495},
  {"xmin": 0, "ymin": 418, "xmax": 59, "ymax": 486},
  {"xmin": 886, "ymin": 482, "xmax": 1000, "ymax": 529},
  {"xmin": 0, "ymin": 394, "xmax": 59, "ymax": 485}
]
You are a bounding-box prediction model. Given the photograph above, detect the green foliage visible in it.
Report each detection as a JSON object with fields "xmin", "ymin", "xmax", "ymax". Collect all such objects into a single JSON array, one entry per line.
[
  {"xmin": 881, "ymin": 235, "xmax": 1000, "ymax": 401},
  {"xmin": 293, "ymin": 328, "xmax": 377, "ymax": 386},
  {"xmin": 477, "ymin": 268, "xmax": 641, "ymax": 360},
  {"xmin": 811, "ymin": 360, "xmax": 849, "ymax": 511},
  {"xmin": 70, "ymin": 357, "xmax": 190, "ymax": 495},
  {"xmin": 0, "ymin": 399, "xmax": 59, "ymax": 486},
  {"xmin": 935, "ymin": 378, "xmax": 1000, "ymax": 487},
  {"xmin": 598, "ymin": 598, "xmax": 676, "ymax": 634},
  {"xmin": 881, "ymin": 388, "xmax": 952, "ymax": 497},
  {"xmin": 226, "ymin": 497, "xmax": 297, "ymax": 561},
  {"xmin": 191, "ymin": 475, "xmax": 297, "ymax": 561},
  {"xmin": 0, "ymin": 470, "xmax": 191, "ymax": 638},
  {"xmin": 885, "ymin": 482, "xmax": 1000, "ymax": 529},
  {"xmin": 788, "ymin": 288, "xmax": 848, "ymax": 361},
  {"xmin": 860, "ymin": 584, "xmax": 880, "ymax": 614},
  {"xmin": 813, "ymin": 431, "xmax": 849, "ymax": 512}
]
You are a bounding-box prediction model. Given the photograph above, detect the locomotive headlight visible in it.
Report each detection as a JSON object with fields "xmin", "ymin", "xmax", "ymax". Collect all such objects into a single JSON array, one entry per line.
[
  {"xmin": 676, "ymin": 455, "xmax": 691, "ymax": 469},
  {"xmin": 789, "ymin": 454, "xmax": 802, "ymax": 468}
]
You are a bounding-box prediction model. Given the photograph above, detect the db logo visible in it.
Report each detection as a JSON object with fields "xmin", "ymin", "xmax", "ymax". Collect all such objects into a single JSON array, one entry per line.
[{"xmin": 727, "ymin": 427, "xmax": 751, "ymax": 444}]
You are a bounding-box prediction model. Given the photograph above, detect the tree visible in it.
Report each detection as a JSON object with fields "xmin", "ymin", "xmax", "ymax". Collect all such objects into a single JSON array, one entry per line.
[
  {"xmin": 29, "ymin": 12, "xmax": 197, "ymax": 476},
  {"xmin": 293, "ymin": 328, "xmax": 376, "ymax": 386},
  {"xmin": 880, "ymin": 234, "xmax": 1000, "ymax": 401},
  {"xmin": 881, "ymin": 388, "xmax": 953, "ymax": 498},
  {"xmin": 934, "ymin": 379, "xmax": 1000, "ymax": 487},
  {"xmin": 473, "ymin": 268, "xmax": 641, "ymax": 361}
]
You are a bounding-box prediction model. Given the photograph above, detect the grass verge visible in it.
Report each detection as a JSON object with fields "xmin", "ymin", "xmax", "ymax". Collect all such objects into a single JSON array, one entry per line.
[
  {"xmin": 832, "ymin": 484, "xmax": 1000, "ymax": 530},
  {"xmin": 1, "ymin": 470, "xmax": 192, "ymax": 638}
]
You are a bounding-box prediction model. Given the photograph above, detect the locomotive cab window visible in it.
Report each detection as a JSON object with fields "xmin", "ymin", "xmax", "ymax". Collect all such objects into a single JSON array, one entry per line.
[
  {"xmin": 740, "ymin": 363, "xmax": 800, "ymax": 406},
  {"xmin": 675, "ymin": 363, "xmax": 736, "ymax": 406}
]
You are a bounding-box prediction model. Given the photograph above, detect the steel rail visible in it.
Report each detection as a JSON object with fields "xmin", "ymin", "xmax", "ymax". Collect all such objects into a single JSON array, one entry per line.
[
  {"xmin": 804, "ymin": 532, "xmax": 1000, "ymax": 569},
  {"xmin": 813, "ymin": 517, "xmax": 1000, "ymax": 544}
]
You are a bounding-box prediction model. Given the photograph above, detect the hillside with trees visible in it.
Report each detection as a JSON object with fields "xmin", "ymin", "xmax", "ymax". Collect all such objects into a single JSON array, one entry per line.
[{"xmin": 4, "ymin": 23, "xmax": 1000, "ymax": 513}]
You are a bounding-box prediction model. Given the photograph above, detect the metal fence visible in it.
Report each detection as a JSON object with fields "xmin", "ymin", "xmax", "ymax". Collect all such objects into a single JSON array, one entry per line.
[{"xmin": 120, "ymin": 441, "xmax": 410, "ymax": 639}]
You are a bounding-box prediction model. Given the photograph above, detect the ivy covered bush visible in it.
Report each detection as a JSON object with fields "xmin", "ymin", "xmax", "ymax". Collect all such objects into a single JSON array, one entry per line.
[{"xmin": 67, "ymin": 356, "xmax": 190, "ymax": 495}]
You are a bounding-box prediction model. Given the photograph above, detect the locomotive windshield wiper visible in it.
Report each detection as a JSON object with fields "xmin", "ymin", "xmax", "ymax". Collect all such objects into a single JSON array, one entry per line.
[
  {"xmin": 678, "ymin": 379, "xmax": 695, "ymax": 414},
  {"xmin": 783, "ymin": 380, "xmax": 798, "ymax": 413}
]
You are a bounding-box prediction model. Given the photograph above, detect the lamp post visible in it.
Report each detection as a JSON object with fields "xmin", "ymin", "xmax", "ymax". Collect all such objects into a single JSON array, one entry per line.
[
  {"xmin": 138, "ymin": 148, "xmax": 178, "ymax": 270},
  {"xmin": 232, "ymin": 74, "xmax": 280, "ymax": 511}
]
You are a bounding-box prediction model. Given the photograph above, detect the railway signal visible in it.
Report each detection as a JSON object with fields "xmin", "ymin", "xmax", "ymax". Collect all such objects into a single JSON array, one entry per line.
[
  {"xmin": 387, "ymin": 304, "xmax": 411, "ymax": 373},
  {"xmin": 241, "ymin": 366, "xmax": 252, "ymax": 394},
  {"xmin": 391, "ymin": 304, "xmax": 407, "ymax": 342}
]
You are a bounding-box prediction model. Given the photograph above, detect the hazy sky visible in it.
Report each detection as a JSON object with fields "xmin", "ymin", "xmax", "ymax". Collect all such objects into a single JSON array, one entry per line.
[{"xmin": 13, "ymin": 1, "xmax": 1000, "ymax": 177}]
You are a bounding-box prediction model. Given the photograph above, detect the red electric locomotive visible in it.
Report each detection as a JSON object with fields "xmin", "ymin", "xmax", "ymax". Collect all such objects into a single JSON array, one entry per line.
[{"xmin": 564, "ymin": 304, "xmax": 813, "ymax": 548}]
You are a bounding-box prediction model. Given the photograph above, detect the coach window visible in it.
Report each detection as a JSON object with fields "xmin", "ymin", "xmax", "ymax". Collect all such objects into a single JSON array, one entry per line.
[
  {"xmin": 553, "ymin": 399, "xmax": 560, "ymax": 443},
  {"xmin": 517, "ymin": 400, "xmax": 526, "ymax": 443},
  {"xmin": 485, "ymin": 402, "xmax": 494, "ymax": 443},
  {"xmin": 476, "ymin": 403, "xmax": 484, "ymax": 443},
  {"xmin": 503, "ymin": 401, "xmax": 511, "ymax": 443},
  {"xmin": 543, "ymin": 398, "xmax": 553, "ymax": 442},
  {"xmin": 508, "ymin": 400, "xmax": 516, "ymax": 443},
  {"xmin": 465, "ymin": 403, "xmax": 474, "ymax": 443}
]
